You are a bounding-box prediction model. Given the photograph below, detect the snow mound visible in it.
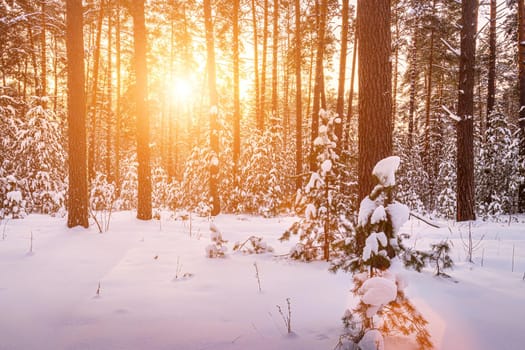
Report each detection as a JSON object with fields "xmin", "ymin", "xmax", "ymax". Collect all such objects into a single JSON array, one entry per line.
[
  {"xmin": 386, "ymin": 202, "xmax": 410, "ymax": 234},
  {"xmin": 372, "ymin": 156, "xmax": 400, "ymax": 187},
  {"xmin": 371, "ymin": 205, "xmax": 386, "ymax": 224},
  {"xmin": 362, "ymin": 232, "xmax": 387, "ymax": 261},
  {"xmin": 361, "ymin": 276, "xmax": 397, "ymax": 307},
  {"xmin": 358, "ymin": 329, "xmax": 384, "ymax": 350},
  {"xmin": 358, "ymin": 196, "xmax": 376, "ymax": 227}
]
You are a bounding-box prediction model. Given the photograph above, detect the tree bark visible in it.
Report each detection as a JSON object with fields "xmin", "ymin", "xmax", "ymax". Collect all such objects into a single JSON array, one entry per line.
[
  {"xmin": 310, "ymin": 0, "xmax": 328, "ymax": 170},
  {"xmin": 486, "ymin": 0, "xmax": 496, "ymax": 126},
  {"xmin": 357, "ymin": 0, "xmax": 392, "ymax": 201},
  {"xmin": 294, "ymin": 0, "xmax": 303, "ymax": 190},
  {"xmin": 40, "ymin": 0, "xmax": 47, "ymax": 104},
  {"xmin": 131, "ymin": 0, "xmax": 152, "ymax": 220},
  {"xmin": 335, "ymin": 0, "xmax": 349, "ymax": 148},
  {"xmin": 233, "ymin": 0, "xmax": 241, "ymax": 183},
  {"xmin": 204, "ymin": 0, "xmax": 221, "ymax": 216},
  {"xmin": 456, "ymin": 0, "xmax": 478, "ymax": 222},
  {"xmin": 518, "ymin": 0, "xmax": 525, "ymax": 212},
  {"xmin": 115, "ymin": 2, "xmax": 121, "ymax": 190},
  {"xmin": 66, "ymin": 0, "xmax": 89, "ymax": 228},
  {"xmin": 251, "ymin": 0, "xmax": 261, "ymax": 131},
  {"xmin": 88, "ymin": 0, "xmax": 106, "ymax": 181},
  {"xmin": 260, "ymin": 0, "xmax": 269, "ymax": 129},
  {"xmin": 344, "ymin": 27, "xmax": 357, "ymax": 150},
  {"xmin": 271, "ymin": 0, "xmax": 279, "ymax": 120}
]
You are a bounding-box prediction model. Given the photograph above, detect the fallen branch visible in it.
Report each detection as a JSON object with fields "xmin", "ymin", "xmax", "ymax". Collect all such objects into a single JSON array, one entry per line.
[{"xmin": 409, "ymin": 212, "xmax": 442, "ymax": 229}]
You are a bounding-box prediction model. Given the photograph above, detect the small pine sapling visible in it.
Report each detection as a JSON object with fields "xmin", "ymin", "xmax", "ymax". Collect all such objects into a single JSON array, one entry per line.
[
  {"xmin": 335, "ymin": 156, "xmax": 432, "ymax": 350},
  {"xmin": 205, "ymin": 222, "xmax": 228, "ymax": 258},
  {"xmin": 233, "ymin": 236, "xmax": 274, "ymax": 254},
  {"xmin": 280, "ymin": 110, "xmax": 353, "ymax": 261},
  {"xmin": 429, "ymin": 240, "xmax": 454, "ymax": 276}
]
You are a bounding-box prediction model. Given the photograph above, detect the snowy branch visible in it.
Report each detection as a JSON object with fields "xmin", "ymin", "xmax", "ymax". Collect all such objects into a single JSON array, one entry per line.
[
  {"xmin": 441, "ymin": 105, "xmax": 462, "ymax": 122},
  {"xmin": 440, "ymin": 38, "xmax": 460, "ymax": 57}
]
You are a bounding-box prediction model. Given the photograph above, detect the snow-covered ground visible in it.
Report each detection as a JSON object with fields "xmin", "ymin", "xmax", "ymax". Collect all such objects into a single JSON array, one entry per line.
[{"xmin": 0, "ymin": 212, "xmax": 524, "ymax": 350}]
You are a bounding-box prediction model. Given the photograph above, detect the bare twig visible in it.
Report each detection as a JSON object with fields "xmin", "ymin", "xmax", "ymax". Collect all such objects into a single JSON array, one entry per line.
[{"xmin": 254, "ymin": 262, "xmax": 262, "ymax": 292}]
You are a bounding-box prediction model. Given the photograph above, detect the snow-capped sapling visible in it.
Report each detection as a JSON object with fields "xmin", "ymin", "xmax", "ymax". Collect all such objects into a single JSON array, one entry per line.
[{"xmin": 205, "ymin": 222, "xmax": 228, "ymax": 258}]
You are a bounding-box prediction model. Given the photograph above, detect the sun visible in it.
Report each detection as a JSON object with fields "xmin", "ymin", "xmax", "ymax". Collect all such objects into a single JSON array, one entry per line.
[{"xmin": 167, "ymin": 77, "xmax": 194, "ymax": 101}]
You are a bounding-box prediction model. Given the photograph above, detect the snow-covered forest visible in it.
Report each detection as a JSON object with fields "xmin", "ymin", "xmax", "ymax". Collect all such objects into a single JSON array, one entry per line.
[{"xmin": 1, "ymin": 0, "xmax": 525, "ymax": 349}]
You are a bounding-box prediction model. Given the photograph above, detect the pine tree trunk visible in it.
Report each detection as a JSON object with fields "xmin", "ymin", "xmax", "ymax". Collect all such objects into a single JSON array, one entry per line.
[
  {"xmin": 40, "ymin": 0, "xmax": 46, "ymax": 105},
  {"xmin": 344, "ymin": 27, "xmax": 357, "ymax": 150},
  {"xmin": 357, "ymin": 0, "xmax": 392, "ymax": 201},
  {"xmin": 251, "ymin": 0, "xmax": 261, "ymax": 131},
  {"xmin": 335, "ymin": 0, "xmax": 349, "ymax": 148},
  {"xmin": 294, "ymin": 0, "xmax": 303, "ymax": 190},
  {"xmin": 204, "ymin": 0, "xmax": 221, "ymax": 216},
  {"xmin": 407, "ymin": 23, "xmax": 418, "ymax": 148},
  {"xmin": 131, "ymin": 0, "xmax": 152, "ymax": 220},
  {"xmin": 106, "ymin": 3, "xmax": 112, "ymax": 182},
  {"xmin": 518, "ymin": 0, "xmax": 525, "ymax": 212},
  {"xmin": 456, "ymin": 0, "xmax": 478, "ymax": 222},
  {"xmin": 392, "ymin": 0, "xmax": 399, "ymax": 129},
  {"xmin": 310, "ymin": 0, "xmax": 328, "ymax": 171},
  {"xmin": 115, "ymin": 2, "xmax": 121, "ymax": 191},
  {"xmin": 486, "ymin": 0, "xmax": 497, "ymax": 125},
  {"xmin": 66, "ymin": 0, "xmax": 89, "ymax": 228},
  {"xmin": 260, "ymin": 0, "xmax": 269, "ymax": 129},
  {"xmin": 424, "ymin": 0, "xmax": 437, "ymax": 207},
  {"xmin": 271, "ymin": 0, "xmax": 279, "ymax": 120},
  {"xmin": 88, "ymin": 0, "xmax": 106, "ymax": 181},
  {"xmin": 233, "ymin": 0, "xmax": 241, "ymax": 183}
]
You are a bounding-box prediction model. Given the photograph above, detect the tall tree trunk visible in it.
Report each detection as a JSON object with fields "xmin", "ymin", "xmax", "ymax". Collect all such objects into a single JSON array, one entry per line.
[
  {"xmin": 66, "ymin": 0, "xmax": 89, "ymax": 228},
  {"xmin": 88, "ymin": 0, "xmax": 106, "ymax": 181},
  {"xmin": 27, "ymin": 24, "xmax": 39, "ymax": 97},
  {"xmin": 40, "ymin": 0, "xmax": 47, "ymax": 104},
  {"xmin": 204, "ymin": 0, "xmax": 221, "ymax": 216},
  {"xmin": 423, "ymin": 0, "xmax": 436, "ymax": 206},
  {"xmin": 336, "ymin": 0, "xmax": 349, "ymax": 149},
  {"xmin": 53, "ymin": 35, "xmax": 58, "ymax": 114},
  {"xmin": 407, "ymin": 22, "xmax": 418, "ymax": 148},
  {"xmin": 106, "ymin": 3, "xmax": 113, "ymax": 182},
  {"xmin": 518, "ymin": 0, "xmax": 525, "ymax": 212},
  {"xmin": 456, "ymin": 0, "xmax": 478, "ymax": 222},
  {"xmin": 260, "ymin": 0, "xmax": 269, "ymax": 129},
  {"xmin": 251, "ymin": 0, "xmax": 261, "ymax": 130},
  {"xmin": 357, "ymin": 0, "xmax": 392, "ymax": 201},
  {"xmin": 310, "ymin": 0, "xmax": 328, "ymax": 171},
  {"xmin": 233, "ymin": 0, "xmax": 241, "ymax": 183},
  {"xmin": 486, "ymin": 0, "xmax": 497, "ymax": 126},
  {"xmin": 131, "ymin": 0, "xmax": 152, "ymax": 220},
  {"xmin": 294, "ymin": 0, "xmax": 303, "ymax": 190},
  {"xmin": 392, "ymin": 0, "xmax": 399, "ymax": 128},
  {"xmin": 344, "ymin": 27, "xmax": 357, "ymax": 150},
  {"xmin": 271, "ymin": 0, "xmax": 279, "ymax": 120},
  {"xmin": 115, "ymin": 1, "xmax": 121, "ymax": 190}
]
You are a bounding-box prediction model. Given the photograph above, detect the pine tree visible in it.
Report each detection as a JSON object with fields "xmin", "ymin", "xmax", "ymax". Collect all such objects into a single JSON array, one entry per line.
[{"xmin": 66, "ymin": 0, "xmax": 89, "ymax": 228}]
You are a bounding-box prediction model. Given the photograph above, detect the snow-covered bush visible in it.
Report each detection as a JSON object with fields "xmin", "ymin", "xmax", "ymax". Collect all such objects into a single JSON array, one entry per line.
[
  {"xmin": 280, "ymin": 110, "xmax": 353, "ymax": 261},
  {"xmin": 205, "ymin": 222, "xmax": 228, "ymax": 258},
  {"xmin": 232, "ymin": 124, "xmax": 292, "ymax": 217},
  {"xmin": 116, "ymin": 155, "xmax": 138, "ymax": 210},
  {"xmin": 1, "ymin": 175, "xmax": 26, "ymax": 219},
  {"xmin": 334, "ymin": 156, "xmax": 432, "ymax": 350},
  {"xmin": 476, "ymin": 112, "xmax": 520, "ymax": 219},
  {"xmin": 233, "ymin": 236, "xmax": 274, "ymax": 254},
  {"xmin": 0, "ymin": 102, "xmax": 66, "ymax": 216},
  {"xmin": 90, "ymin": 173, "xmax": 116, "ymax": 233}
]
